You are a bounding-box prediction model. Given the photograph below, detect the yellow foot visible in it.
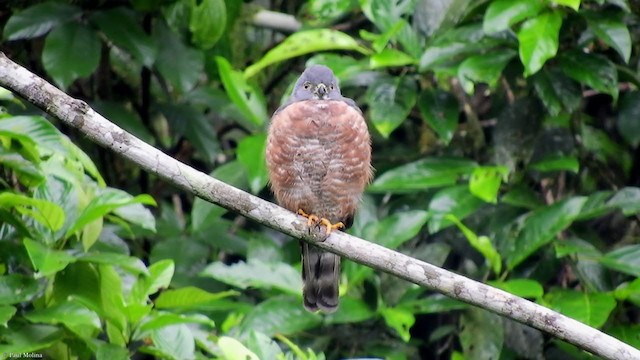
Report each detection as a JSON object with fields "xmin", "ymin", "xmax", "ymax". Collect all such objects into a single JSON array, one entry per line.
[
  {"xmin": 319, "ymin": 218, "xmax": 344, "ymax": 235},
  {"xmin": 298, "ymin": 209, "xmax": 319, "ymax": 226}
]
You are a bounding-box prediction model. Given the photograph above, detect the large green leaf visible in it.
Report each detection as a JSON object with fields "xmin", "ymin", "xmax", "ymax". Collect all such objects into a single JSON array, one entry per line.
[
  {"xmin": 559, "ymin": 50, "xmax": 619, "ymax": 100},
  {"xmin": 240, "ymin": 296, "xmax": 322, "ymax": 337},
  {"xmin": 532, "ymin": 68, "xmax": 582, "ymax": 116},
  {"xmin": 244, "ymin": 29, "xmax": 370, "ymax": 78},
  {"xmin": 154, "ymin": 287, "xmax": 238, "ymax": 310},
  {"xmin": 200, "ymin": 259, "xmax": 301, "ymax": 295},
  {"xmin": 544, "ymin": 289, "xmax": 616, "ymax": 328},
  {"xmin": 366, "ymin": 75, "xmax": 417, "ymax": 138},
  {"xmin": 468, "ymin": 166, "xmax": 509, "ymax": 203},
  {"xmin": 517, "ymin": 11, "xmax": 562, "ymax": 76},
  {"xmin": 78, "ymin": 253, "xmax": 149, "ymax": 276},
  {"xmin": 66, "ymin": 187, "xmax": 155, "ymax": 245},
  {"xmin": 599, "ymin": 245, "xmax": 640, "ymax": 277},
  {"xmin": 325, "ymin": 297, "xmax": 376, "ymax": 325},
  {"xmin": 369, "ymin": 158, "xmax": 477, "ymax": 193},
  {"xmin": 3, "ymin": 2, "xmax": 81, "ymax": 40},
  {"xmin": 24, "ymin": 300, "xmax": 101, "ymax": 337},
  {"xmin": 427, "ymin": 185, "xmax": 484, "ymax": 233},
  {"xmin": 42, "ymin": 22, "xmax": 101, "ymax": 89},
  {"xmin": 483, "ymin": 0, "xmax": 545, "ymax": 34},
  {"xmin": 216, "ymin": 57, "xmax": 268, "ymax": 127},
  {"xmin": 236, "ymin": 133, "xmax": 268, "ymax": 194},
  {"xmin": 0, "ymin": 324, "xmax": 63, "ymax": 354},
  {"xmin": 91, "ymin": 7, "xmax": 158, "ymax": 67},
  {"xmin": 418, "ymin": 89, "xmax": 459, "ymax": 144},
  {"xmin": 218, "ymin": 336, "xmax": 260, "ymax": 360},
  {"xmin": 365, "ymin": 210, "xmax": 429, "ymax": 249},
  {"xmin": 507, "ymin": 196, "xmax": 587, "ymax": 269},
  {"xmin": 189, "ymin": 0, "xmax": 226, "ymax": 49},
  {"xmin": 0, "ymin": 192, "xmax": 65, "ymax": 232},
  {"xmin": 0, "ymin": 275, "xmax": 39, "ymax": 305},
  {"xmin": 146, "ymin": 324, "xmax": 195, "ymax": 360},
  {"xmin": 23, "ymin": 238, "xmax": 76, "ymax": 277},
  {"xmin": 138, "ymin": 312, "xmax": 215, "ymax": 333},
  {"xmin": 0, "ymin": 305, "xmax": 16, "ymax": 326},
  {"xmin": 154, "ymin": 21, "xmax": 204, "ymax": 93},
  {"xmin": 585, "ymin": 11, "xmax": 631, "ymax": 63},
  {"xmin": 458, "ymin": 49, "xmax": 517, "ymax": 93},
  {"xmin": 380, "ymin": 306, "xmax": 415, "ymax": 342}
]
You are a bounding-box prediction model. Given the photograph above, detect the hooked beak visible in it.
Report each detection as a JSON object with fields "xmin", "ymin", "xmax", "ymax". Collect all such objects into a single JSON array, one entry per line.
[{"xmin": 314, "ymin": 83, "xmax": 328, "ymax": 99}]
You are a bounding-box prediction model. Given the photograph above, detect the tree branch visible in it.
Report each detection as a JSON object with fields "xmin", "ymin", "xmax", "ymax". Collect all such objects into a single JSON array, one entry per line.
[{"xmin": 0, "ymin": 52, "xmax": 637, "ymax": 360}]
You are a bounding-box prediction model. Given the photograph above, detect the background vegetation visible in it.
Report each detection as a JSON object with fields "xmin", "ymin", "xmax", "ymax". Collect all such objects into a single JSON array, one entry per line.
[{"xmin": 1, "ymin": 0, "xmax": 640, "ymax": 359}]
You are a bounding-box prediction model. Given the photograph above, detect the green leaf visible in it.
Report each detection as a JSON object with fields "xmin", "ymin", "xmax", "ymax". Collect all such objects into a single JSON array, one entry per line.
[
  {"xmin": 507, "ymin": 196, "xmax": 587, "ymax": 269},
  {"xmin": 552, "ymin": 0, "xmax": 581, "ymax": 10},
  {"xmin": 370, "ymin": 158, "xmax": 477, "ymax": 193},
  {"xmin": 148, "ymin": 324, "xmax": 196, "ymax": 360},
  {"xmin": 447, "ymin": 215, "xmax": 502, "ymax": 274},
  {"xmin": 501, "ymin": 185, "xmax": 544, "ymax": 209},
  {"xmin": 3, "ymin": 2, "xmax": 81, "ymax": 40},
  {"xmin": 458, "ymin": 49, "xmax": 517, "ymax": 93},
  {"xmin": 530, "ymin": 155, "xmax": 580, "ymax": 173},
  {"xmin": 420, "ymin": 24, "xmax": 505, "ymax": 71},
  {"xmin": 488, "ymin": 279, "xmax": 544, "ymax": 298},
  {"xmin": 131, "ymin": 259, "xmax": 174, "ymax": 303},
  {"xmin": 244, "ymin": 29, "xmax": 370, "ymax": 78},
  {"xmin": 517, "ymin": 11, "xmax": 562, "ymax": 76},
  {"xmin": 91, "ymin": 7, "xmax": 158, "ymax": 67},
  {"xmin": 216, "ymin": 57, "xmax": 268, "ymax": 127},
  {"xmin": 559, "ymin": 51, "xmax": 619, "ymax": 101},
  {"xmin": 154, "ymin": 21, "xmax": 204, "ymax": 93},
  {"xmin": 79, "ymin": 252, "xmax": 149, "ymax": 276},
  {"xmin": 0, "ymin": 274, "xmax": 39, "ymax": 305},
  {"xmin": 189, "ymin": 0, "xmax": 226, "ymax": 49},
  {"xmin": 325, "ymin": 297, "xmax": 376, "ymax": 324},
  {"xmin": 66, "ymin": 187, "xmax": 156, "ymax": 244},
  {"xmin": 200, "ymin": 259, "xmax": 301, "ymax": 295},
  {"xmin": 240, "ymin": 296, "xmax": 322, "ymax": 337},
  {"xmin": 237, "ymin": 133, "xmax": 268, "ymax": 194},
  {"xmin": 24, "ymin": 300, "xmax": 101, "ymax": 336},
  {"xmin": 617, "ymin": 91, "xmax": 640, "ymax": 147},
  {"xmin": 42, "ymin": 22, "xmax": 101, "ymax": 89},
  {"xmin": 599, "ymin": 245, "xmax": 640, "ymax": 277},
  {"xmin": 460, "ymin": 308, "xmax": 504, "ymax": 360},
  {"xmin": 468, "ymin": 166, "xmax": 509, "ymax": 203},
  {"xmin": 218, "ymin": 337, "xmax": 260, "ymax": 360},
  {"xmin": 23, "ymin": 238, "xmax": 76, "ymax": 277},
  {"xmin": 0, "ymin": 305, "xmax": 16, "ymax": 326},
  {"xmin": 380, "ymin": 306, "xmax": 415, "ymax": 342},
  {"xmin": 428, "ymin": 185, "xmax": 485, "ymax": 233},
  {"xmin": 585, "ymin": 11, "xmax": 631, "ymax": 62},
  {"xmin": 366, "ymin": 210, "xmax": 429, "ymax": 249},
  {"xmin": 607, "ymin": 187, "xmax": 640, "ymax": 215},
  {"xmin": 244, "ymin": 331, "xmax": 284, "ymax": 360},
  {"xmin": 544, "ymin": 289, "xmax": 616, "ymax": 328},
  {"xmin": 532, "ymin": 68, "xmax": 582, "ymax": 116},
  {"xmin": 418, "ymin": 89, "xmax": 459, "ymax": 144},
  {"xmin": 160, "ymin": 104, "xmax": 219, "ymax": 164},
  {"xmin": 370, "ymin": 48, "xmax": 417, "ymax": 69},
  {"xmin": 155, "ymin": 287, "xmax": 238, "ymax": 310},
  {"xmin": 0, "ymin": 324, "xmax": 63, "ymax": 354},
  {"xmin": 483, "ymin": 0, "xmax": 545, "ymax": 34},
  {"xmin": 138, "ymin": 312, "xmax": 215, "ymax": 333},
  {"xmin": 0, "ymin": 192, "xmax": 65, "ymax": 232},
  {"xmin": 608, "ymin": 325, "xmax": 640, "ymax": 349},
  {"xmin": 366, "ymin": 75, "xmax": 417, "ymax": 138}
]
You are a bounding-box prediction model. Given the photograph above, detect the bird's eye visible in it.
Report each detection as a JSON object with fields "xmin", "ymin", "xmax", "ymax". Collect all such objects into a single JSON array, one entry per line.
[
  {"xmin": 330, "ymin": 84, "xmax": 335, "ymax": 90},
  {"xmin": 303, "ymin": 82, "xmax": 311, "ymax": 90}
]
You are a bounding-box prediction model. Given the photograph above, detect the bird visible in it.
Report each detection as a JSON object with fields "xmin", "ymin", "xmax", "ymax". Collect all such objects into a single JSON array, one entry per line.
[{"xmin": 265, "ymin": 65, "xmax": 373, "ymax": 313}]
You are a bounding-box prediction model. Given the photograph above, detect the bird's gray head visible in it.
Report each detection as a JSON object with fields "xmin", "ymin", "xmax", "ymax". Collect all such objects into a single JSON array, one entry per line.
[{"xmin": 291, "ymin": 65, "xmax": 342, "ymax": 101}]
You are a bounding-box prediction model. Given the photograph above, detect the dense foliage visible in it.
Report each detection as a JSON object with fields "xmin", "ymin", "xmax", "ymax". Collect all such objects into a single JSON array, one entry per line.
[{"xmin": 1, "ymin": 0, "xmax": 640, "ymax": 359}]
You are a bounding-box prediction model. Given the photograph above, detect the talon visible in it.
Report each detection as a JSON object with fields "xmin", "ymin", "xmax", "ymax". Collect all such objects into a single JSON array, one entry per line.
[
  {"xmin": 319, "ymin": 218, "xmax": 344, "ymax": 235},
  {"xmin": 298, "ymin": 209, "xmax": 319, "ymax": 226}
]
